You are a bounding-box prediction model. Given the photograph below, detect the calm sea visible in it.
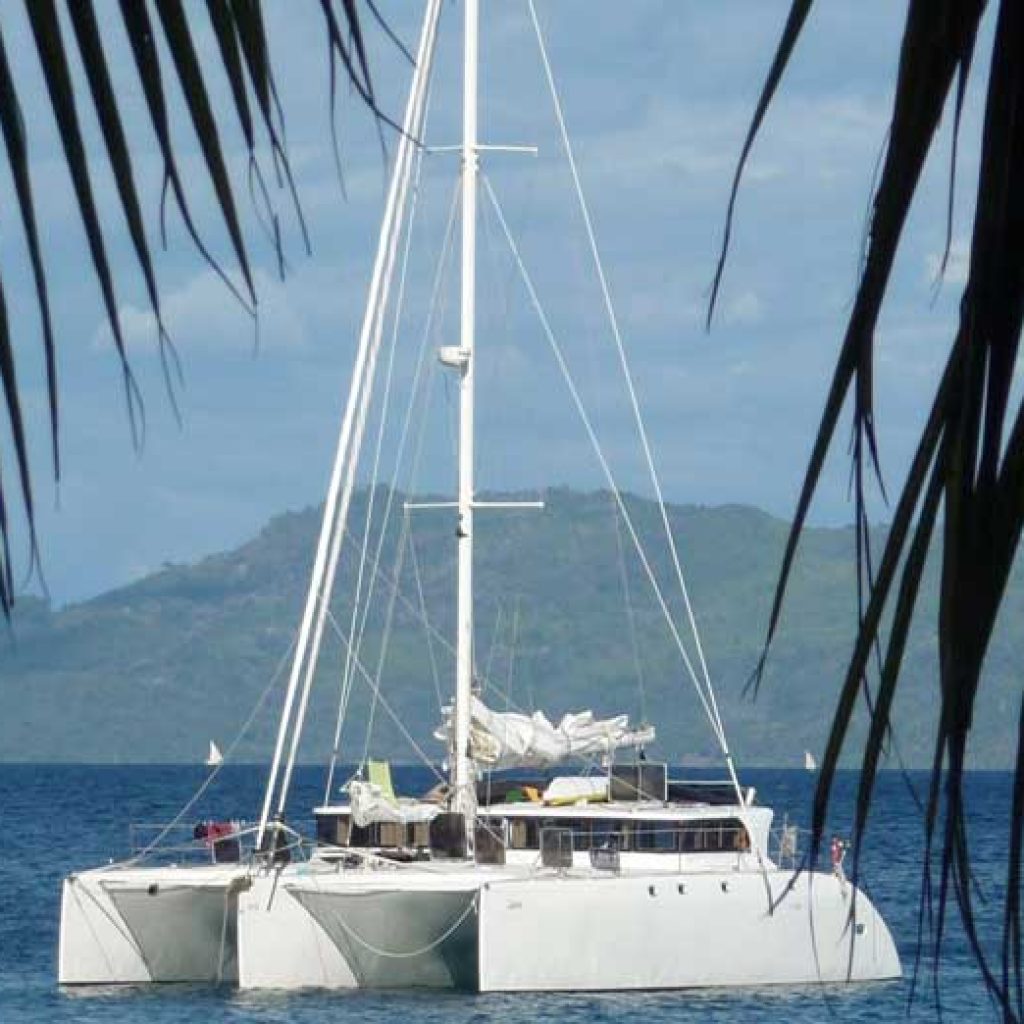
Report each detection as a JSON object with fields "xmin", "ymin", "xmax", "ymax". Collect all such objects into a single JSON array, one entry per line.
[{"xmin": 0, "ymin": 765, "xmax": 1012, "ymax": 1023}]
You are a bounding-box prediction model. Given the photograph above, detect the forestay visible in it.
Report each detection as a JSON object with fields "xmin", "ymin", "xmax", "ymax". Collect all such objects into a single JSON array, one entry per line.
[{"xmin": 435, "ymin": 697, "xmax": 654, "ymax": 770}]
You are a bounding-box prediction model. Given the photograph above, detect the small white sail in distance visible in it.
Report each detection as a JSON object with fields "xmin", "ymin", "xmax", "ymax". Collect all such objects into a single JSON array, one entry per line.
[
  {"xmin": 804, "ymin": 750, "xmax": 817, "ymax": 771},
  {"xmin": 205, "ymin": 741, "xmax": 224, "ymax": 767}
]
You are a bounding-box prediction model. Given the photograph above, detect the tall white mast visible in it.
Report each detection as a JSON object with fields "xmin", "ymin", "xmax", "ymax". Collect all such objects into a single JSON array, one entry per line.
[{"xmin": 452, "ymin": 0, "xmax": 479, "ymax": 822}]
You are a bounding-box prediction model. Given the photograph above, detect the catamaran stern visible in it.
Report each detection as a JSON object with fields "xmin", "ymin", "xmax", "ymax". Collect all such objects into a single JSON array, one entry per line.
[{"xmin": 59, "ymin": 867, "xmax": 246, "ymax": 985}]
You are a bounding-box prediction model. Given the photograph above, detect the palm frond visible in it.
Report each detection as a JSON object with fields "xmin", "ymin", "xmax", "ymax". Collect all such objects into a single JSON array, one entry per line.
[
  {"xmin": 153, "ymin": 0, "xmax": 258, "ymax": 307},
  {"xmin": 25, "ymin": 0, "xmax": 143, "ymax": 441},
  {"xmin": 717, "ymin": 0, "xmax": 1024, "ymax": 1012},
  {"xmin": 0, "ymin": 277, "xmax": 32, "ymax": 615},
  {"xmin": 117, "ymin": 0, "xmax": 245, "ymax": 308},
  {"xmin": 707, "ymin": 0, "xmax": 813, "ymax": 330},
  {"xmin": 0, "ymin": 29, "xmax": 58, "ymax": 483},
  {"xmin": 0, "ymin": 1, "xmax": 394, "ymax": 612},
  {"xmin": 66, "ymin": 0, "xmax": 182, "ymax": 414}
]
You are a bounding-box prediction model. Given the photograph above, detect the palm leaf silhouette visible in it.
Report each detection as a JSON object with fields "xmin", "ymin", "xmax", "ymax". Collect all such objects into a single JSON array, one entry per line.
[
  {"xmin": 713, "ymin": 0, "xmax": 1024, "ymax": 1015},
  {"xmin": 0, "ymin": 1, "xmax": 399, "ymax": 613}
]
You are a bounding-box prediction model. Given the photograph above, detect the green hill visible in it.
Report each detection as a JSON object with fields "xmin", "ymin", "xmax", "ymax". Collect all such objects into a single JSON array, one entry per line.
[{"xmin": 1, "ymin": 488, "xmax": 1020, "ymax": 767}]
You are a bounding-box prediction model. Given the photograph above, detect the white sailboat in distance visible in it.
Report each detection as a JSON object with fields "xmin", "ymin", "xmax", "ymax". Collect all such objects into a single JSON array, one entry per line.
[
  {"xmin": 205, "ymin": 741, "xmax": 224, "ymax": 768},
  {"xmin": 59, "ymin": 0, "xmax": 900, "ymax": 993}
]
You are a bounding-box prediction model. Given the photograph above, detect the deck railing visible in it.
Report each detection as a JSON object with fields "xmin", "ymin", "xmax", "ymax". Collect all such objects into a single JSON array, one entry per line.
[{"xmin": 126, "ymin": 821, "xmax": 309, "ymax": 865}]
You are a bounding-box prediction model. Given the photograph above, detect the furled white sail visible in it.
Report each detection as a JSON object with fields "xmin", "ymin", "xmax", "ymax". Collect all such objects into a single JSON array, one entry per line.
[
  {"xmin": 435, "ymin": 697, "xmax": 655, "ymax": 770},
  {"xmin": 346, "ymin": 781, "xmax": 440, "ymax": 828}
]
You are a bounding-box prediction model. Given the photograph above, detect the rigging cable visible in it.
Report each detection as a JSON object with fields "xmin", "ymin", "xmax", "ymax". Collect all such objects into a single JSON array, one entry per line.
[
  {"xmin": 407, "ymin": 519, "xmax": 445, "ymax": 711},
  {"xmin": 338, "ymin": 522, "xmax": 524, "ymax": 714},
  {"xmin": 325, "ymin": 606, "xmax": 446, "ymax": 785},
  {"xmin": 136, "ymin": 636, "xmax": 297, "ymax": 861},
  {"xmin": 359, "ymin": 512, "xmax": 414, "ymax": 766},
  {"xmin": 610, "ymin": 490, "xmax": 648, "ymax": 725},
  {"xmin": 335, "ymin": 84, "xmax": 453, "ymax": 722},
  {"xmin": 352, "ymin": 216, "xmax": 467, "ymax": 757},
  {"xmin": 269, "ymin": 0, "xmax": 444, "ymax": 833},
  {"xmin": 321, "ymin": 177, "xmax": 461, "ymax": 802},
  {"xmin": 507, "ymin": 594, "xmax": 522, "ymax": 713},
  {"xmin": 527, "ymin": 1, "xmax": 739, "ymax": 787},
  {"xmin": 482, "ymin": 175, "xmax": 726, "ymax": 752},
  {"xmin": 481, "ymin": 601, "xmax": 505, "ymax": 702},
  {"xmin": 323, "ymin": 105, "xmax": 439, "ymax": 801}
]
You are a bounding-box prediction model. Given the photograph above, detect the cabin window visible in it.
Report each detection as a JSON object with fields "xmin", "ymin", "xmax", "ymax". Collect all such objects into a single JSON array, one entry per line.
[
  {"xmin": 676, "ymin": 818, "xmax": 747, "ymax": 853},
  {"xmin": 632, "ymin": 822, "xmax": 678, "ymax": 851},
  {"xmin": 408, "ymin": 821, "xmax": 430, "ymax": 848},
  {"xmin": 482, "ymin": 816, "xmax": 749, "ymax": 854},
  {"xmin": 318, "ymin": 817, "xmax": 429, "ymax": 850},
  {"xmin": 375, "ymin": 823, "xmax": 400, "ymax": 848},
  {"xmin": 316, "ymin": 814, "xmax": 351, "ymax": 846},
  {"xmin": 506, "ymin": 818, "xmax": 539, "ymax": 850},
  {"xmin": 652, "ymin": 824, "xmax": 678, "ymax": 852},
  {"xmin": 566, "ymin": 819, "xmax": 591, "ymax": 851},
  {"xmin": 591, "ymin": 819, "xmax": 621, "ymax": 851},
  {"xmin": 618, "ymin": 823, "xmax": 634, "ymax": 852},
  {"xmin": 348, "ymin": 822, "xmax": 384, "ymax": 848},
  {"xmin": 316, "ymin": 815, "xmax": 335, "ymax": 845},
  {"xmin": 634, "ymin": 822, "xmax": 655, "ymax": 851},
  {"xmin": 508, "ymin": 820, "xmax": 527, "ymax": 849}
]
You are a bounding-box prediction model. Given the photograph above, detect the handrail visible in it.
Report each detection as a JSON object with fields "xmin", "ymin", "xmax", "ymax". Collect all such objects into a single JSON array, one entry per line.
[{"xmin": 125, "ymin": 820, "xmax": 311, "ymax": 867}]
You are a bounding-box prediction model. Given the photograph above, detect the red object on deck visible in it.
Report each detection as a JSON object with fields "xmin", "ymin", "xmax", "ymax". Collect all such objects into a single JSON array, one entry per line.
[{"xmin": 830, "ymin": 836, "xmax": 845, "ymax": 867}]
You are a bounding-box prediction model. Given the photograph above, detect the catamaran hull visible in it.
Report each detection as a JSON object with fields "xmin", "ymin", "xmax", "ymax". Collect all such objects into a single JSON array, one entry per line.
[
  {"xmin": 59, "ymin": 868, "xmax": 244, "ymax": 985},
  {"xmin": 234, "ymin": 866, "xmax": 899, "ymax": 991},
  {"xmin": 285, "ymin": 886, "xmax": 477, "ymax": 988},
  {"xmin": 477, "ymin": 870, "xmax": 900, "ymax": 991},
  {"xmin": 236, "ymin": 872, "xmax": 357, "ymax": 988}
]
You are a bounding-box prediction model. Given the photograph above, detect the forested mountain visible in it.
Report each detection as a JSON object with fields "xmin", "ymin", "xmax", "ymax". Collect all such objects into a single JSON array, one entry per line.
[{"xmin": 2, "ymin": 489, "xmax": 1020, "ymax": 767}]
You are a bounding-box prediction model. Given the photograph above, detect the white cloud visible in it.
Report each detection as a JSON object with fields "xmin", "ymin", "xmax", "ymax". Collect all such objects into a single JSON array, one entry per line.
[
  {"xmin": 91, "ymin": 268, "xmax": 308, "ymax": 356},
  {"xmin": 722, "ymin": 291, "xmax": 763, "ymax": 327},
  {"xmin": 925, "ymin": 239, "xmax": 970, "ymax": 287}
]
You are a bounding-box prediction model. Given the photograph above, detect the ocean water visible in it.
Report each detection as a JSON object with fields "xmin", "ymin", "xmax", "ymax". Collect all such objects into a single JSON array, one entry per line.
[{"xmin": 0, "ymin": 764, "xmax": 1012, "ymax": 1023}]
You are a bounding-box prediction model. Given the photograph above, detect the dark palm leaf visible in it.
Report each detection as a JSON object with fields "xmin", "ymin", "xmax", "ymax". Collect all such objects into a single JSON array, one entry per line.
[
  {"xmin": 229, "ymin": 0, "xmax": 312, "ymax": 259},
  {"xmin": 24, "ymin": 0, "xmax": 143, "ymax": 436},
  {"xmin": 714, "ymin": 0, "xmax": 1024, "ymax": 1013},
  {"xmin": 66, "ymin": 0, "xmax": 183, "ymax": 413},
  {"xmin": 0, "ymin": 1, "xmax": 400, "ymax": 613},
  {"xmin": 0, "ymin": 30, "xmax": 58, "ymax": 484},
  {"xmin": 152, "ymin": 0, "xmax": 258, "ymax": 307},
  {"xmin": 117, "ymin": 0, "xmax": 249, "ymax": 305},
  {"xmin": 0, "ymin": 278, "xmax": 32, "ymax": 615},
  {"xmin": 207, "ymin": 0, "xmax": 286, "ymax": 273}
]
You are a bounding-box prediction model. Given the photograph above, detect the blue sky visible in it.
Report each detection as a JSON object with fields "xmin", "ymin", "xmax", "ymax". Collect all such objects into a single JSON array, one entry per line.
[{"xmin": 0, "ymin": 1, "xmax": 991, "ymax": 604}]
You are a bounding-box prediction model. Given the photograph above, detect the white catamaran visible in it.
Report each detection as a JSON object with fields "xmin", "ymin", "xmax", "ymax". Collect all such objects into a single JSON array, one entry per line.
[{"xmin": 59, "ymin": 0, "xmax": 900, "ymax": 992}]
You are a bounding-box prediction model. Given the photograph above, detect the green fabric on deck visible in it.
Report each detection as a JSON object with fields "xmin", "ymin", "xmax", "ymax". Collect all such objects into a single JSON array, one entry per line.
[{"xmin": 367, "ymin": 759, "xmax": 397, "ymax": 801}]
